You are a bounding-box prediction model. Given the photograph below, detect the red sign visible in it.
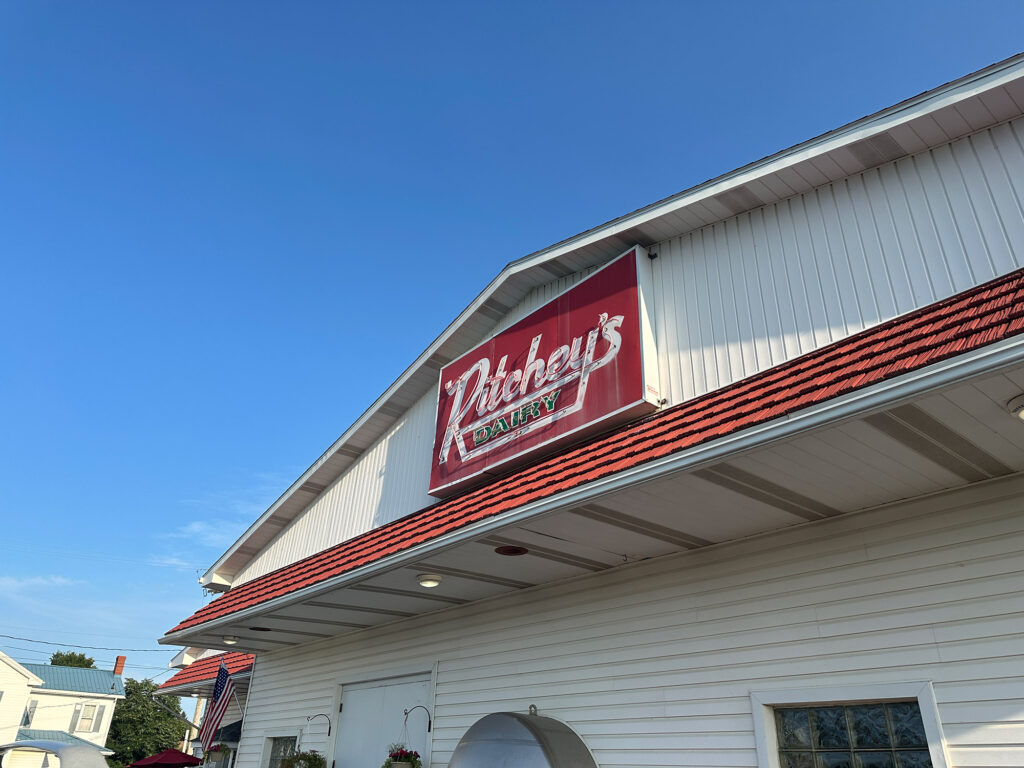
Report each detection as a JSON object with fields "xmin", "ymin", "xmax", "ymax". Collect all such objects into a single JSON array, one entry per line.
[{"xmin": 429, "ymin": 246, "xmax": 661, "ymax": 496}]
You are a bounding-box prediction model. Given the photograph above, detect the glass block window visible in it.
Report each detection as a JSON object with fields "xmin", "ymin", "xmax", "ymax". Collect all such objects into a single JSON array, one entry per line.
[
  {"xmin": 775, "ymin": 701, "xmax": 932, "ymax": 768},
  {"xmin": 266, "ymin": 737, "xmax": 296, "ymax": 768}
]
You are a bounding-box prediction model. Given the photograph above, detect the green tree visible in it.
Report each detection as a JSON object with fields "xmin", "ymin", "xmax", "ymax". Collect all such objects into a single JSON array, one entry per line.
[
  {"xmin": 49, "ymin": 651, "xmax": 96, "ymax": 668},
  {"xmin": 106, "ymin": 679, "xmax": 190, "ymax": 768}
]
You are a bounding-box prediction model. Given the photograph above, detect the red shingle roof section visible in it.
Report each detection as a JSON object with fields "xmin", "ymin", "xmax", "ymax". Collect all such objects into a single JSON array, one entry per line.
[
  {"xmin": 158, "ymin": 652, "xmax": 254, "ymax": 690},
  {"xmin": 167, "ymin": 268, "xmax": 1024, "ymax": 636}
]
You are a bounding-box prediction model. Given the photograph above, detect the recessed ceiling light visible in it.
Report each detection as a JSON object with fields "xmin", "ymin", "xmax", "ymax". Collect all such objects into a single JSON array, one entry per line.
[
  {"xmin": 494, "ymin": 545, "xmax": 529, "ymax": 556},
  {"xmin": 417, "ymin": 573, "xmax": 443, "ymax": 588},
  {"xmin": 222, "ymin": 636, "xmax": 239, "ymax": 645},
  {"xmin": 1008, "ymin": 395, "xmax": 1024, "ymax": 421}
]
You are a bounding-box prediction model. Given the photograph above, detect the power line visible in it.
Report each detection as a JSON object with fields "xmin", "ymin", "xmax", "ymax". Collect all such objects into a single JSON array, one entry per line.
[
  {"xmin": 0, "ymin": 634, "xmax": 169, "ymax": 652},
  {"xmin": 0, "ymin": 645, "xmax": 172, "ymax": 671}
]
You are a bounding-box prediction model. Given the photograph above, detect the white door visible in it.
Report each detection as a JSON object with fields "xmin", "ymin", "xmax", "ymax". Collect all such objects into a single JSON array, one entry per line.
[{"xmin": 334, "ymin": 673, "xmax": 432, "ymax": 768}]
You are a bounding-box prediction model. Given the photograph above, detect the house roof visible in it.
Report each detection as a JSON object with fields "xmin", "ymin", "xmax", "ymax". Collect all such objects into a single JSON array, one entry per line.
[
  {"xmin": 157, "ymin": 653, "xmax": 254, "ymax": 691},
  {"xmin": 17, "ymin": 730, "xmax": 114, "ymax": 756},
  {"xmin": 23, "ymin": 665, "xmax": 125, "ymax": 698},
  {"xmin": 201, "ymin": 52, "xmax": 1024, "ymax": 591},
  {"xmin": 164, "ymin": 265, "xmax": 1024, "ymax": 638}
]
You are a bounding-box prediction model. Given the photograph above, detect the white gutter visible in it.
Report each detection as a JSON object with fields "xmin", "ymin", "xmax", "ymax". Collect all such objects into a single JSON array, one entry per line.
[{"xmin": 163, "ymin": 331, "xmax": 1024, "ymax": 645}]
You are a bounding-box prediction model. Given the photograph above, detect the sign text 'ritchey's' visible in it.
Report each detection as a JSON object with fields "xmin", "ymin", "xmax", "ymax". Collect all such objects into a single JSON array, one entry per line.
[{"xmin": 429, "ymin": 247, "xmax": 661, "ymax": 496}]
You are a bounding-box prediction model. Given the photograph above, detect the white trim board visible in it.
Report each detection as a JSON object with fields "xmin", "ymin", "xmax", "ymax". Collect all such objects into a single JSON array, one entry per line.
[{"xmin": 750, "ymin": 681, "xmax": 951, "ymax": 768}]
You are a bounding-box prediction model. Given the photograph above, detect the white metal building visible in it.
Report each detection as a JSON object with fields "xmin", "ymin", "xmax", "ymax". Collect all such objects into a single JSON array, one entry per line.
[{"xmin": 161, "ymin": 55, "xmax": 1024, "ymax": 768}]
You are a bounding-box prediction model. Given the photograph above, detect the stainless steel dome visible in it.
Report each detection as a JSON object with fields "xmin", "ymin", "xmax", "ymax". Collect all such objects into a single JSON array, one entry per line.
[{"xmin": 448, "ymin": 712, "xmax": 597, "ymax": 768}]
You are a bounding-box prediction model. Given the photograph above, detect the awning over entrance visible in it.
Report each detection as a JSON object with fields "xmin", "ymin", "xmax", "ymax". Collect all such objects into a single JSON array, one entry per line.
[
  {"xmin": 449, "ymin": 713, "xmax": 597, "ymax": 768},
  {"xmin": 160, "ymin": 268, "xmax": 1024, "ymax": 653}
]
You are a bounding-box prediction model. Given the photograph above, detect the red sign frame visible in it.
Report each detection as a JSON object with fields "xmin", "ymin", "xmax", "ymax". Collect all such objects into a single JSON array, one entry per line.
[{"xmin": 429, "ymin": 246, "xmax": 661, "ymax": 497}]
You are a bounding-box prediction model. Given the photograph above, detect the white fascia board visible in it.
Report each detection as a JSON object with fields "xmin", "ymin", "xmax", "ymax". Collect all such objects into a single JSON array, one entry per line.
[
  {"xmin": 164, "ymin": 331, "xmax": 1024, "ymax": 646},
  {"xmin": 203, "ymin": 52, "xmax": 1024, "ymax": 586}
]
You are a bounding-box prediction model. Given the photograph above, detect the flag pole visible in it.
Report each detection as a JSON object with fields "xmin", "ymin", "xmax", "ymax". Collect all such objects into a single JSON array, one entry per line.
[{"xmin": 147, "ymin": 692, "xmax": 201, "ymax": 730}]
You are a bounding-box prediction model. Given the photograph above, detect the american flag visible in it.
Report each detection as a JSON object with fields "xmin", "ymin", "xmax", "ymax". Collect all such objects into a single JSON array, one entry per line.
[{"xmin": 198, "ymin": 661, "xmax": 236, "ymax": 753}]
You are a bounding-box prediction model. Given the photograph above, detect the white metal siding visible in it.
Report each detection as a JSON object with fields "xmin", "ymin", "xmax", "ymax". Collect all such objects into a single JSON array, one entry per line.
[
  {"xmin": 234, "ymin": 476, "xmax": 1024, "ymax": 768},
  {"xmin": 652, "ymin": 117, "xmax": 1024, "ymax": 404},
  {"xmin": 0, "ymin": 663, "xmax": 31, "ymax": 744},
  {"xmin": 234, "ymin": 391, "xmax": 437, "ymax": 585}
]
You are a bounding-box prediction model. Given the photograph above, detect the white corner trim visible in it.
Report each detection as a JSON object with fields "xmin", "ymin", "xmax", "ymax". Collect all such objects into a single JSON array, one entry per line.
[
  {"xmin": 256, "ymin": 731, "xmax": 302, "ymax": 768},
  {"xmin": 750, "ymin": 681, "xmax": 951, "ymax": 768}
]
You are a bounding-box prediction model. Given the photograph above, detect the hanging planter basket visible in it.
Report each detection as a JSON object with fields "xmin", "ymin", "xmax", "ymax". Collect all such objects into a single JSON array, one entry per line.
[{"xmin": 381, "ymin": 744, "xmax": 422, "ymax": 768}]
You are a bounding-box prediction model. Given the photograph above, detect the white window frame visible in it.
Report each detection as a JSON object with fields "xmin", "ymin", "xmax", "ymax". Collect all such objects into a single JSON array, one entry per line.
[
  {"xmin": 259, "ymin": 732, "xmax": 301, "ymax": 768},
  {"xmin": 750, "ymin": 681, "xmax": 951, "ymax": 768},
  {"xmin": 77, "ymin": 703, "xmax": 98, "ymax": 732}
]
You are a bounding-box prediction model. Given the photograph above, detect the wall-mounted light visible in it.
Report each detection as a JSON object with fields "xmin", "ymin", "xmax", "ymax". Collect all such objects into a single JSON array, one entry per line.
[
  {"xmin": 417, "ymin": 573, "xmax": 443, "ymax": 588},
  {"xmin": 223, "ymin": 636, "xmax": 239, "ymax": 645},
  {"xmin": 1008, "ymin": 395, "xmax": 1024, "ymax": 421}
]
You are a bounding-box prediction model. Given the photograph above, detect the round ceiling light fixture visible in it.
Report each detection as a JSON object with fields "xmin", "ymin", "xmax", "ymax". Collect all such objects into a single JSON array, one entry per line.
[
  {"xmin": 417, "ymin": 573, "xmax": 443, "ymax": 588},
  {"xmin": 494, "ymin": 545, "xmax": 529, "ymax": 556},
  {"xmin": 222, "ymin": 636, "xmax": 239, "ymax": 645},
  {"xmin": 1008, "ymin": 395, "xmax": 1024, "ymax": 421}
]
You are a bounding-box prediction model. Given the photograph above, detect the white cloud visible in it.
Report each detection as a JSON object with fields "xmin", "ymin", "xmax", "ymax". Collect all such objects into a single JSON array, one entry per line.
[
  {"xmin": 0, "ymin": 575, "xmax": 78, "ymax": 591},
  {"xmin": 166, "ymin": 470, "xmax": 297, "ymax": 550},
  {"xmin": 147, "ymin": 555, "xmax": 195, "ymax": 570}
]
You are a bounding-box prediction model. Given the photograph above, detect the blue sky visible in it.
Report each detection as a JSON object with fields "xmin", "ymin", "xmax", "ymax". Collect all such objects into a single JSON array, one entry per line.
[{"xmin": 1, "ymin": 1, "xmax": 1022, "ymax": 685}]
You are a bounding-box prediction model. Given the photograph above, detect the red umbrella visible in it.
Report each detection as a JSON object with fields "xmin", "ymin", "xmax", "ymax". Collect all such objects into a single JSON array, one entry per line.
[{"xmin": 129, "ymin": 749, "xmax": 202, "ymax": 768}]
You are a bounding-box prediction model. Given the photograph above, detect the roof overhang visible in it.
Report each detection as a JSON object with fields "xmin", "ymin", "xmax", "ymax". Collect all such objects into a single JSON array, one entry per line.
[
  {"xmin": 156, "ymin": 672, "xmax": 251, "ymax": 700},
  {"xmin": 202, "ymin": 53, "xmax": 1024, "ymax": 590},
  {"xmin": 162, "ymin": 269, "xmax": 1024, "ymax": 651}
]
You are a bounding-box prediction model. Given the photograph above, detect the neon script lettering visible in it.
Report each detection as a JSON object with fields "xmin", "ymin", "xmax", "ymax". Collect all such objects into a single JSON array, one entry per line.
[{"xmin": 439, "ymin": 313, "xmax": 623, "ymax": 466}]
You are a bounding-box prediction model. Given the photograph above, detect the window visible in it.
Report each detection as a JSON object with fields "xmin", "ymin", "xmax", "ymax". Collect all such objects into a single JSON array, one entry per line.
[
  {"xmin": 774, "ymin": 702, "xmax": 931, "ymax": 767},
  {"xmin": 206, "ymin": 747, "xmax": 233, "ymax": 768},
  {"xmin": 70, "ymin": 703, "xmax": 106, "ymax": 733},
  {"xmin": 21, "ymin": 699, "xmax": 37, "ymax": 727},
  {"xmin": 265, "ymin": 737, "xmax": 296, "ymax": 768},
  {"xmin": 750, "ymin": 682, "xmax": 950, "ymax": 768}
]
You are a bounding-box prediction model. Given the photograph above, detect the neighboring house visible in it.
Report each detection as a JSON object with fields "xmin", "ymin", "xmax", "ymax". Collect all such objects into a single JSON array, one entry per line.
[
  {"xmin": 158, "ymin": 651, "xmax": 254, "ymax": 766},
  {"xmin": 160, "ymin": 53, "xmax": 1024, "ymax": 768},
  {"xmin": 0, "ymin": 652, "xmax": 43, "ymax": 746},
  {"xmin": 5, "ymin": 659, "xmax": 126, "ymax": 768}
]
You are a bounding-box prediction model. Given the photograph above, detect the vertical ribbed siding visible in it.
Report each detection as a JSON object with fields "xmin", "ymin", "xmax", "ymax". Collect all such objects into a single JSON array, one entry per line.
[
  {"xmin": 234, "ymin": 477, "xmax": 1024, "ymax": 768},
  {"xmin": 653, "ymin": 116, "xmax": 1024, "ymax": 404}
]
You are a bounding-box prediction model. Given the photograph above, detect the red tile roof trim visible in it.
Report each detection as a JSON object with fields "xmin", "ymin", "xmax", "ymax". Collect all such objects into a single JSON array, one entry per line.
[
  {"xmin": 167, "ymin": 268, "xmax": 1024, "ymax": 635},
  {"xmin": 158, "ymin": 652, "xmax": 254, "ymax": 690}
]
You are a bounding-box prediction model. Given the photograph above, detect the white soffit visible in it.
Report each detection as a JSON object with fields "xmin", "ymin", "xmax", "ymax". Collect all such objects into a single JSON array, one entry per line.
[{"xmin": 203, "ymin": 52, "xmax": 1024, "ymax": 588}]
